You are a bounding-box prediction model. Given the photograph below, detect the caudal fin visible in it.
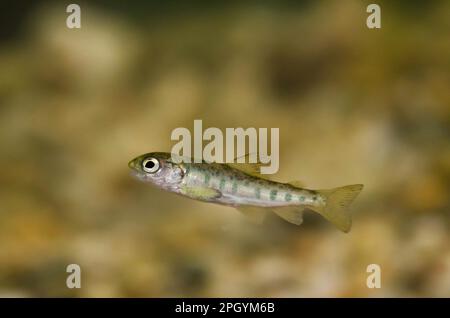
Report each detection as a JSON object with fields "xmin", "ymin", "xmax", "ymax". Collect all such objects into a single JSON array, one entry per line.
[{"xmin": 311, "ymin": 184, "xmax": 363, "ymax": 233}]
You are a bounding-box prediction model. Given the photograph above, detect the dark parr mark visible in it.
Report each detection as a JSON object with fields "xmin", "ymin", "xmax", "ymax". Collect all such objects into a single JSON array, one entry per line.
[
  {"xmin": 219, "ymin": 178, "xmax": 226, "ymax": 191},
  {"xmin": 232, "ymin": 181, "xmax": 238, "ymax": 194},
  {"xmin": 270, "ymin": 189, "xmax": 277, "ymax": 201},
  {"xmin": 255, "ymin": 187, "xmax": 261, "ymax": 199},
  {"xmin": 285, "ymin": 193, "xmax": 292, "ymax": 202},
  {"xmin": 204, "ymin": 172, "xmax": 211, "ymax": 186}
]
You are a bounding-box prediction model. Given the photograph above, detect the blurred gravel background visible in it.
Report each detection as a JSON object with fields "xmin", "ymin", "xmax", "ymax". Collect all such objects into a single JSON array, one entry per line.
[{"xmin": 0, "ymin": 0, "xmax": 449, "ymax": 297}]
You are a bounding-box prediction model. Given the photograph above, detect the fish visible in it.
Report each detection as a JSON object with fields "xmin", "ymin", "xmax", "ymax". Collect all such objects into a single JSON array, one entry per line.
[{"xmin": 128, "ymin": 152, "xmax": 363, "ymax": 232}]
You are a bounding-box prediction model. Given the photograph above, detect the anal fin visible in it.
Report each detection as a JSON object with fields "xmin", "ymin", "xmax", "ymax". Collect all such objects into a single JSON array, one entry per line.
[
  {"xmin": 236, "ymin": 206, "xmax": 269, "ymax": 225},
  {"xmin": 272, "ymin": 206, "xmax": 305, "ymax": 225}
]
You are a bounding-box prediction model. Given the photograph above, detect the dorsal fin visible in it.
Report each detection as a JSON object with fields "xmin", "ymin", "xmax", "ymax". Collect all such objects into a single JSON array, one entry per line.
[
  {"xmin": 227, "ymin": 153, "xmax": 271, "ymax": 180},
  {"xmin": 287, "ymin": 180, "xmax": 304, "ymax": 189}
]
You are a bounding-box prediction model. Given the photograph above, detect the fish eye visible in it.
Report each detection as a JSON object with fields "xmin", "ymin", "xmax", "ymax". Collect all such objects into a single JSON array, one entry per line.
[{"xmin": 142, "ymin": 158, "xmax": 160, "ymax": 173}]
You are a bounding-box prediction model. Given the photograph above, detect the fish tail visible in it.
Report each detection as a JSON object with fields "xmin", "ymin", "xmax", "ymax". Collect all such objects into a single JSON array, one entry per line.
[{"xmin": 311, "ymin": 184, "xmax": 364, "ymax": 233}]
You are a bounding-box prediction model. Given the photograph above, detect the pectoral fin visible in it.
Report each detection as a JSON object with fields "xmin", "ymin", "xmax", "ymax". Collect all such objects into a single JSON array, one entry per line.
[
  {"xmin": 180, "ymin": 186, "xmax": 221, "ymax": 201},
  {"xmin": 236, "ymin": 206, "xmax": 269, "ymax": 224},
  {"xmin": 272, "ymin": 206, "xmax": 305, "ymax": 225}
]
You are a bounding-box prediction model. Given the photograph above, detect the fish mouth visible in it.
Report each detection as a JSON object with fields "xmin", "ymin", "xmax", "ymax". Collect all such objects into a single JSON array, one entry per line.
[
  {"xmin": 128, "ymin": 159, "xmax": 148, "ymax": 181},
  {"xmin": 129, "ymin": 170, "xmax": 141, "ymax": 179},
  {"xmin": 128, "ymin": 159, "xmax": 137, "ymax": 170}
]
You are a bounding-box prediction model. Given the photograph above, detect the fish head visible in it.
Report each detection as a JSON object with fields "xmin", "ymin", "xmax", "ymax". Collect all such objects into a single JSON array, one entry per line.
[{"xmin": 128, "ymin": 152, "xmax": 185, "ymax": 189}]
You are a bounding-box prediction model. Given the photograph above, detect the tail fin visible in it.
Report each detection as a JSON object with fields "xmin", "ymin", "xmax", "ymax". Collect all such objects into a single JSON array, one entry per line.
[{"xmin": 311, "ymin": 184, "xmax": 363, "ymax": 233}]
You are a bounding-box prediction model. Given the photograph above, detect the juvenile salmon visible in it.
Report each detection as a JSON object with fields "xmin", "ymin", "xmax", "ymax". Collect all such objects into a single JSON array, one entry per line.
[{"xmin": 128, "ymin": 152, "xmax": 363, "ymax": 232}]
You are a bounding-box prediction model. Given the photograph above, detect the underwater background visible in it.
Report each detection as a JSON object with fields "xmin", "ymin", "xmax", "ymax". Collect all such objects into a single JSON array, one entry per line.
[{"xmin": 0, "ymin": 0, "xmax": 449, "ymax": 297}]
